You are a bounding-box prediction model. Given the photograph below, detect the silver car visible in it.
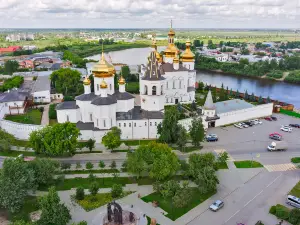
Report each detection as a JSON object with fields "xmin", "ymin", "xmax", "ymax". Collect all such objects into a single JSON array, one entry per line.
[{"xmin": 209, "ymin": 200, "xmax": 224, "ymax": 212}]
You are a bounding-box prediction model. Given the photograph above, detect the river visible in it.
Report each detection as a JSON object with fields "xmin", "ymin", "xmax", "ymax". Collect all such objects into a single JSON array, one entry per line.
[{"xmin": 86, "ymin": 47, "xmax": 300, "ymax": 108}]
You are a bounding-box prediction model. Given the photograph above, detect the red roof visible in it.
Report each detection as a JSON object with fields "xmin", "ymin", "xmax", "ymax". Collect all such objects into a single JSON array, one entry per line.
[{"xmin": 0, "ymin": 46, "xmax": 22, "ymax": 53}]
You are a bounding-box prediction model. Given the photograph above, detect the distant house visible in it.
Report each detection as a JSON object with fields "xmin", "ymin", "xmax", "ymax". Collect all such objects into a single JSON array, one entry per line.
[
  {"xmin": 31, "ymin": 76, "xmax": 51, "ymax": 103},
  {"xmin": 0, "ymin": 46, "xmax": 22, "ymax": 54},
  {"xmin": 18, "ymin": 60, "xmax": 34, "ymax": 69}
]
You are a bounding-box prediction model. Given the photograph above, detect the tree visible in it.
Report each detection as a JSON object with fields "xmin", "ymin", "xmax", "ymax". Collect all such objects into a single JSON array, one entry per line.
[
  {"xmin": 172, "ymin": 181, "xmax": 192, "ymax": 208},
  {"xmin": 4, "ymin": 60, "xmax": 19, "ymax": 75},
  {"xmin": 189, "ymin": 118, "xmax": 205, "ymax": 147},
  {"xmin": 0, "ymin": 128, "xmax": 15, "ymax": 152},
  {"xmin": 195, "ymin": 166, "xmax": 219, "ymax": 194},
  {"xmin": 111, "ymin": 184, "xmax": 123, "ymax": 198},
  {"xmin": 89, "ymin": 182, "xmax": 99, "ymax": 196},
  {"xmin": 266, "ymin": 96, "xmax": 271, "ymax": 103},
  {"xmin": 75, "ymin": 187, "xmax": 85, "ymax": 200},
  {"xmin": 188, "ymin": 153, "xmax": 217, "ymax": 177},
  {"xmin": 211, "ymin": 87, "xmax": 217, "ymax": 102},
  {"xmin": 10, "ymin": 220, "xmax": 33, "ymax": 225},
  {"xmin": 218, "ymin": 152, "xmax": 229, "ymax": 165},
  {"xmin": 86, "ymin": 162, "xmax": 94, "ymax": 170},
  {"xmin": 50, "ymin": 68, "xmax": 83, "ymax": 96},
  {"xmin": 110, "ymin": 161, "xmax": 117, "ymax": 169},
  {"xmin": 244, "ymin": 90, "xmax": 249, "ymax": 100},
  {"xmin": 86, "ymin": 139, "xmax": 95, "ymax": 152},
  {"xmin": 127, "ymin": 142, "xmax": 180, "ymax": 181},
  {"xmin": 76, "ymin": 162, "xmax": 82, "ymax": 169},
  {"xmin": 157, "ymin": 106, "xmax": 180, "ymax": 143},
  {"xmin": 29, "ymin": 122, "xmax": 80, "ymax": 156},
  {"xmin": 121, "ymin": 66, "xmax": 130, "ymax": 79},
  {"xmin": 98, "ymin": 161, "xmax": 105, "ymax": 169},
  {"xmin": 28, "ymin": 158, "xmax": 60, "ymax": 188},
  {"xmin": 0, "ymin": 158, "xmax": 36, "ymax": 213},
  {"xmin": 176, "ymin": 125, "xmax": 188, "ymax": 151},
  {"xmin": 39, "ymin": 187, "xmax": 71, "ymax": 225},
  {"xmin": 102, "ymin": 127, "xmax": 122, "ymax": 151},
  {"xmin": 258, "ymin": 95, "xmax": 264, "ymax": 104},
  {"xmin": 235, "ymin": 89, "xmax": 240, "ymax": 98}
]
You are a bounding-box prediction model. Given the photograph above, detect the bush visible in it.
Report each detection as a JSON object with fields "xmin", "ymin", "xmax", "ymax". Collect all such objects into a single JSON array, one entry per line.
[
  {"xmin": 61, "ymin": 162, "xmax": 71, "ymax": 170},
  {"xmin": 269, "ymin": 205, "xmax": 276, "ymax": 215},
  {"xmin": 89, "ymin": 182, "xmax": 99, "ymax": 196},
  {"xmin": 75, "ymin": 187, "xmax": 85, "ymax": 200},
  {"xmin": 76, "ymin": 162, "xmax": 82, "ymax": 169},
  {"xmin": 88, "ymin": 173, "xmax": 96, "ymax": 180},
  {"xmin": 110, "ymin": 161, "xmax": 116, "ymax": 169},
  {"xmin": 48, "ymin": 104, "xmax": 57, "ymax": 119},
  {"xmin": 63, "ymin": 96, "xmax": 75, "ymax": 101},
  {"xmin": 276, "ymin": 205, "xmax": 289, "ymax": 220},
  {"xmin": 285, "ymin": 70, "xmax": 300, "ymax": 84},
  {"xmin": 266, "ymin": 70, "xmax": 283, "ymax": 79},
  {"xmin": 38, "ymin": 107, "xmax": 44, "ymax": 112},
  {"xmin": 86, "ymin": 162, "xmax": 94, "ymax": 170},
  {"xmin": 111, "ymin": 184, "xmax": 123, "ymax": 198},
  {"xmin": 98, "ymin": 161, "xmax": 105, "ymax": 169}
]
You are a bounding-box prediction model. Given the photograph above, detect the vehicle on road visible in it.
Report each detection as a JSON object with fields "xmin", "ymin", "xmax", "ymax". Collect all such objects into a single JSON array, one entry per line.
[
  {"xmin": 206, "ymin": 134, "xmax": 218, "ymax": 142},
  {"xmin": 234, "ymin": 123, "xmax": 243, "ymax": 129},
  {"xmin": 267, "ymin": 141, "xmax": 288, "ymax": 151},
  {"xmin": 209, "ymin": 200, "xmax": 224, "ymax": 211},
  {"xmin": 281, "ymin": 126, "xmax": 292, "ymax": 132},
  {"xmin": 269, "ymin": 134, "xmax": 282, "ymax": 141},
  {"xmin": 265, "ymin": 117, "xmax": 272, "ymax": 121},
  {"xmin": 271, "ymin": 116, "xmax": 277, "ymax": 121},
  {"xmin": 244, "ymin": 121, "xmax": 253, "ymax": 126},
  {"xmin": 240, "ymin": 122, "xmax": 249, "ymax": 128},
  {"xmin": 289, "ymin": 124, "xmax": 300, "ymax": 128},
  {"xmin": 286, "ymin": 195, "xmax": 300, "ymax": 208},
  {"xmin": 269, "ymin": 132, "xmax": 282, "ymax": 137}
]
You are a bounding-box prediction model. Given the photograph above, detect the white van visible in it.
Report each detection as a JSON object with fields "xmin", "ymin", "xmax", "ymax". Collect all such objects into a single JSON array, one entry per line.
[{"xmin": 286, "ymin": 195, "xmax": 300, "ymax": 208}]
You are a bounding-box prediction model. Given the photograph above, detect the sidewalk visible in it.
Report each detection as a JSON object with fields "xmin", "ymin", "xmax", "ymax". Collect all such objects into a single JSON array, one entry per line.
[{"xmin": 41, "ymin": 104, "xmax": 49, "ymax": 125}]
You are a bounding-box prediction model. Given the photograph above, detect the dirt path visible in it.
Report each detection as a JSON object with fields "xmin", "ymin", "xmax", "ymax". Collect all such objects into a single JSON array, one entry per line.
[{"xmin": 278, "ymin": 71, "xmax": 289, "ymax": 81}]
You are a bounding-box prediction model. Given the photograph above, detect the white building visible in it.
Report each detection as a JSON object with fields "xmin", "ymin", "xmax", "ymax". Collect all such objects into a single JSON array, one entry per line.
[
  {"xmin": 56, "ymin": 26, "xmax": 196, "ymax": 142},
  {"xmin": 31, "ymin": 76, "xmax": 51, "ymax": 103}
]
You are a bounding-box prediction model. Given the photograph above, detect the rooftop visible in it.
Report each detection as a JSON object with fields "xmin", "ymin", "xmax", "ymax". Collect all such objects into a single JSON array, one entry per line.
[
  {"xmin": 31, "ymin": 75, "xmax": 51, "ymax": 93},
  {"xmin": 215, "ymin": 99, "xmax": 254, "ymax": 114},
  {"xmin": 0, "ymin": 89, "xmax": 29, "ymax": 103},
  {"xmin": 116, "ymin": 106, "xmax": 164, "ymax": 120}
]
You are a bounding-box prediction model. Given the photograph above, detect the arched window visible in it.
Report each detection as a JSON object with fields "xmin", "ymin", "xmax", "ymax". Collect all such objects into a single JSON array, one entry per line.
[
  {"xmin": 166, "ymin": 98, "xmax": 169, "ymax": 103},
  {"xmin": 152, "ymin": 86, "xmax": 157, "ymax": 95},
  {"xmin": 110, "ymin": 84, "xmax": 112, "ymax": 90},
  {"xmin": 179, "ymin": 80, "xmax": 182, "ymax": 89},
  {"xmin": 144, "ymin": 85, "xmax": 148, "ymax": 95},
  {"xmin": 166, "ymin": 81, "xmax": 169, "ymax": 89},
  {"xmin": 161, "ymin": 85, "xmax": 163, "ymax": 95},
  {"xmin": 173, "ymin": 80, "xmax": 175, "ymax": 89},
  {"xmin": 97, "ymin": 84, "xmax": 99, "ymax": 91}
]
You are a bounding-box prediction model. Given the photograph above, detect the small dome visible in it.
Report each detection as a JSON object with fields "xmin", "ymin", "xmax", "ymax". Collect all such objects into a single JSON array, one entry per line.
[
  {"xmin": 168, "ymin": 28, "xmax": 175, "ymax": 36},
  {"xmin": 181, "ymin": 40, "xmax": 195, "ymax": 62},
  {"xmin": 173, "ymin": 56, "xmax": 179, "ymax": 63},
  {"xmin": 83, "ymin": 77, "xmax": 91, "ymax": 85},
  {"xmin": 100, "ymin": 79, "xmax": 108, "ymax": 89},
  {"xmin": 118, "ymin": 76, "xmax": 126, "ymax": 85}
]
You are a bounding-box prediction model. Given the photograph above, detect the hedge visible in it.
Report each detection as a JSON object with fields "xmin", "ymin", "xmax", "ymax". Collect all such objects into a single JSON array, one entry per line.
[{"xmin": 48, "ymin": 104, "xmax": 57, "ymax": 119}]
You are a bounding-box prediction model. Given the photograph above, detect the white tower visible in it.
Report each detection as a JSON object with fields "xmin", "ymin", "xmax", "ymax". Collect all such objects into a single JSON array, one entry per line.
[
  {"xmin": 140, "ymin": 51, "xmax": 165, "ymax": 111},
  {"xmin": 118, "ymin": 75, "xmax": 126, "ymax": 93},
  {"xmin": 83, "ymin": 77, "xmax": 91, "ymax": 94}
]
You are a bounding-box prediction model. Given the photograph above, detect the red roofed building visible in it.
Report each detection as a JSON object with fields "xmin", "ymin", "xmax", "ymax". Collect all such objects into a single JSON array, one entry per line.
[
  {"xmin": 0, "ymin": 46, "xmax": 22, "ymax": 54},
  {"xmin": 19, "ymin": 60, "xmax": 34, "ymax": 69}
]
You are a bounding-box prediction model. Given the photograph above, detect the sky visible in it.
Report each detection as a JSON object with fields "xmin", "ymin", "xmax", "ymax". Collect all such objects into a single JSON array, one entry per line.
[{"xmin": 0, "ymin": 0, "xmax": 300, "ymax": 29}]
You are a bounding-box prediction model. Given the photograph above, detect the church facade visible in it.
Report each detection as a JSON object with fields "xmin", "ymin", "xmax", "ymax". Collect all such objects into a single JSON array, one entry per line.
[{"xmin": 56, "ymin": 26, "xmax": 196, "ymax": 142}]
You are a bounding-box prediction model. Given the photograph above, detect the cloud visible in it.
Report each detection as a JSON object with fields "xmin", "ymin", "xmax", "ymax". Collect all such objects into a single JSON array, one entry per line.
[{"xmin": 0, "ymin": 0, "xmax": 299, "ymax": 28}]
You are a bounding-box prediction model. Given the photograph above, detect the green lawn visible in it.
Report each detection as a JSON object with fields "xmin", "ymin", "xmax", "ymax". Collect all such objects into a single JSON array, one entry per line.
[
  {"xmin": 122, "ymin": 139, "xmax": 155, "ymax": 146},
  {"xmin": 14, "ymin": 139, "xmax": 30, "ymax": 147},
  {"xmin": 76, "ymin": 192, "xmax": 132, "ymax": 211},
  {"xmin": 0, "ymin": 150, "xmax": 36, "ymax": 157},
  {"xmin": 216, "ymin": 162, "xmax": 229, "ymax": 169},
  {"xmin": 289, "ymin": 181, "xmax": 300, "ymax": 198},
  {"xmin": 234, "ymin": 160, "xmax": 263, "ymax": 168},
  {"xmin": 141, "ymin": 188, "xmax": 216, "ymax": 221},
  {"xmin": 291, "ymin": 157, "xmax": 300, "ymax": 164},
  {"xmin": 5, "ymin": 109, "xmax": 42, "ymax": 125},
  {"xmin": 9, "ymin": 196, "xmax": 39, "ymax": 222},
  {"xmin": 62, "ymin": 169, "xmax": 119, "ymax": 174},
  {"xmin": 280, "ymin": 109, "xmax": 300, "ymax": 118},
  {"xmin": 178, "ymin": 146, "xmax": 203, "ymax": 153},
  {"xmin": 49, "ymin": 119, "xmax": 58, "ymax": 126}
]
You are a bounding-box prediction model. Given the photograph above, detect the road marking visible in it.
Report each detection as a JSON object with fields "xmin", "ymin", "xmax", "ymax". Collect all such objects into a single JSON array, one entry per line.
[
  {"xmin": 267, "ymin": 173, "xmax": 282, "ymax": 188},
  {"xmin": 214, "ymin": 149, "xmax": 234, "ymax": 161},
  {"xmin": 264, "ymin": 163, "xmax": 298, "ymax": 172},
  {"xmin": 224, "ymin": 210, "xmax": 240, "ymax": 223},
  {"xmin": 243, "ymin": 190, "xmax": 263, "ymax": 207}
]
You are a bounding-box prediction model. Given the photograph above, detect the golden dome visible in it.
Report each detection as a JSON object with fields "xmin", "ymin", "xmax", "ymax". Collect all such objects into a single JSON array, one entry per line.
[
  {"xmin": 168, "ymin": 28, "xmax": 175, "ymax": 36},
  {"xmin": 181, "ymin": 39, "xmax": 195, "ymax": 62},
  {"xmin": 118, "ymin": 75, "xmax": 126, "ymax": 85},
  {"xmin": 100, "ymin": 79, "xmax": 108, "ymax": 89},
  {"xmin": 173, "ymin": 56, "xmax": 179, "ymax": 63},
  {"xmin": 83, "ymin": 77, "xmax": 91, "ymax": 85},
  {"xmin": 92, "ymin": 52, "xmax": 116, "ymax": 78},
  {"xmin": 164, "ymin": 44, "xmax": 179, "ymax": 58}
]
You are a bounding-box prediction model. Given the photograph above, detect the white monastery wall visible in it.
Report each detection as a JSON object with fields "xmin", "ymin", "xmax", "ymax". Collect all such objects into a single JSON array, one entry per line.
[
  {"xmin": 33, "ymin": 90, "xmax": 51, "ymax": 103},
  {"xmin": 116, "ymin": 99, "xmax": 134, "ymax": 112},
  {"xmin": 215, "ymin": 103, "xmax": 273, "ymax": 127},
  {"xmin": 57, "ymin": 109, "xmax": 79, "ymax": 123}
]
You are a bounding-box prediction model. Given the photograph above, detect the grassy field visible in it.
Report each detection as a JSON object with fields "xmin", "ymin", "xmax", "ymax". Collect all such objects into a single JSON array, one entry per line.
[
  {"xmin": 141, "ymin": 188, "xmax": 216, "ymax": 221},
  {"xmin": 280, "ymin": 109, "xmax": 300, "ymax": 118},
  {"xmin": 8, "ymin": 196, "xmax": 39, "ymax": 222},
  {"xmin": 5, "ymin": 109, "xmax": 42, "ymax": 125},
  {"xmin": 122, "ymin": 139, "xmax": 155, "ymax": 146},
  {"xmin": 0, "ymin": 150, "xmax": 36, "ymax": 157},
  {"xmin": 62, "ymin": 169, "xmax": 119, "ymax": 174},
  {"xmin": 216, "ymin": 162, "xmax": 229, "ymax": 169},
  {"xmin": 289, "ymin": 181, "xmax": 300, "ymax": 198},
  {"xmin": 234, "ymin": 160, "xmax": 263, "ymax": 168},
  {"xmin": 291, "ymin": 157, "xmax": 300, "ymax": 163}
]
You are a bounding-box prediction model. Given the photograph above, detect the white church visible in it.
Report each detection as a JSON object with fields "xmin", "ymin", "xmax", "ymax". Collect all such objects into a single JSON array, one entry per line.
[
  {"xmin": 56, "ymin": 26, "xmax": 196, "ymax": 142},
  {"xmin": 56, "ymin": 26, "xmax": 273, "ymax": 143}
]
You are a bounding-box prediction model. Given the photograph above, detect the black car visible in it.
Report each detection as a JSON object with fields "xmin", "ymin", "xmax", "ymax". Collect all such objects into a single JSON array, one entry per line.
[
  {"xmin": 206, "ymin": 136, "xmax": 218, "ymax": 142},
  {"xmin": 244, "ymin": 121, "xmax": 253, "ymax": 126},
  {"xmin": 271, "ymin": 116, "xmax": 277, "ymax": 121},
  {"xmin": 289, "ymin": 124, "xmax": 300, "ymax": 128},
  {"xmin": 269, "ymin": 135, "xmax": 282, "ymax": 141}
]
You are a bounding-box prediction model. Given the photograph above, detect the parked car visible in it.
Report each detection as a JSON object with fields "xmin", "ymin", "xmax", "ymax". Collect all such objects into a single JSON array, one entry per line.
[
  {"xmin": 209, "ymin": 200, "xmax": 224, "ymax": 212},
  {"xmin": 281, "ymin": 126, "xmax": 292, "ymax": 133},
  {"xmin": 234, "ymin": 123, "xmax": 243, "ymax": 129},
  {"xmin": 289, "ymin": 124, "xmax": 300, "ymax": 128},
  {"xmin": 269, "ymin": 132, "xmax": 282, "ymax": 137},
  {"xmin": 250, "ymin": 119, "xmax": 262, "ymax": 125},
  {"xmin": 269, "ymin": 134, "xmax": 282, "ymax": 141},
  {"xmin": 265, "ymin": 117, "xmax": 272, "ymax": 121},
  {"xmin": 206, "ymin": 135, "xmax": 218, "ymax": 142},
  {"xmin": 267, "ymin": 141, "xmax": 288, "ymax": 151},
  {"xmin": 240, "ymin": 122, "xmax": 249, "ymax": 128},
  {"xmin": 244, "ymin": 121, "xmax": 253, "ymax": 126},
  {"xmin": 271, "ymin": 116, "xmax": 277, "ymax": 121}
]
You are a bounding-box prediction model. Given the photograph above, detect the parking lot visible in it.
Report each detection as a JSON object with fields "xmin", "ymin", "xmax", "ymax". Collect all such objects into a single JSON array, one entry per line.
[{"xmin": 205, "ymin": 113, "xmax": 300, "ymax": 156}]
